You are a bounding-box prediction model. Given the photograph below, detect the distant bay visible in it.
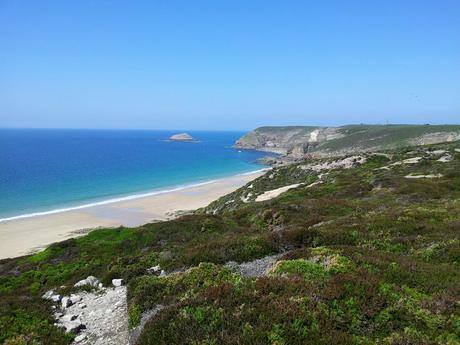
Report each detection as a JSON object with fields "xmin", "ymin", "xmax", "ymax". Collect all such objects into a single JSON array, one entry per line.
[{"xmin": 0, "ymin": 129, "xmax": 269, "ymax": 220}]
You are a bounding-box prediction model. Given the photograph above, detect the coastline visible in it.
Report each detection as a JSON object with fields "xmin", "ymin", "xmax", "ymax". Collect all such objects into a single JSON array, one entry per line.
[{"xmin": 0, "ymin": 170, "xmax": 266, "ymax": 260}]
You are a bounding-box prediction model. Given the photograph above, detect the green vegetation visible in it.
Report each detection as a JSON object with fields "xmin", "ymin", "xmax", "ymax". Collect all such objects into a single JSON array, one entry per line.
[{"xmin": 1, "ymin": 141, "xmax": 460, "ymax": 344}]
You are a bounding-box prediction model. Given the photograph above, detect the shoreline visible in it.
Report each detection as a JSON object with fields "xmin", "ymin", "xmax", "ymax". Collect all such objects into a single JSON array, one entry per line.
[
  {"xmin": 0, "ymin": 168, "xmax": 269, "ymax": 223},
  {"xmin": 0, "ymin": 170, "xmax": 267, "ymax": 260}
]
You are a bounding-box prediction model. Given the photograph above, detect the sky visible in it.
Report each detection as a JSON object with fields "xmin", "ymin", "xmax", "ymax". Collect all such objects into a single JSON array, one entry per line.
[{"xmin": 0, "ymin": 0, "xmax": 459, "ymax": 130}]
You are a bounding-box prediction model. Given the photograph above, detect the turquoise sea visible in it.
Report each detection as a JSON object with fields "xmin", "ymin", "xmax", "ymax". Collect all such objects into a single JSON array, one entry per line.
[{"xmin": 0, "ymin": 129, "xmax": 269, "ymax": 220}]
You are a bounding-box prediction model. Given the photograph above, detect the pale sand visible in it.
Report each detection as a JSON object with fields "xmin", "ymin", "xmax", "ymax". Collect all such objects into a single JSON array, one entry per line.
[
  {"xmin": 0, "ymin": 171, "xmax": 264, "ymax": 260},
  {"xmin": 255, "ymin": 183, "xmax": 304, "ymax": 202}
]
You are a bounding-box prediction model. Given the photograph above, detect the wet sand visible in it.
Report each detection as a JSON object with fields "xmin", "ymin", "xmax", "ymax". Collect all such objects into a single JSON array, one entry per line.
[{"xmin": 0, "ymin": 171, "xmax": 264, "ymax": 260}]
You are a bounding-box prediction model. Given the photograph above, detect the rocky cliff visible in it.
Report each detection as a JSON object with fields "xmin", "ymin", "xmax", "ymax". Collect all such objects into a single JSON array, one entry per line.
[{"xmin": 235, "ymin": 124, "xmax": 460, "ymax": 159}]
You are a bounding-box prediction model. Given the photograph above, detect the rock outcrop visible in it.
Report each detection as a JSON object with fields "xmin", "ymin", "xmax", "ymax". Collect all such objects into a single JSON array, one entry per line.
[
  {"xmin": 169, "ymin": 133, "xmax": 194, "ymax": 141},
  {"xmin": 234, "ymin": 124, "xmax": 460, "ymax": 160},
  {"xmin": 44, "ymin": 277, "xmax": 128, "ymax": 345}
]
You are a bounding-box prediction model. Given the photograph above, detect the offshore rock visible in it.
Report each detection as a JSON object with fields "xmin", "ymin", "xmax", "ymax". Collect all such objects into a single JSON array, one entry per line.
[{"xmin": 169, "ymin": 133, "xmax": 194, "ymax": 141}]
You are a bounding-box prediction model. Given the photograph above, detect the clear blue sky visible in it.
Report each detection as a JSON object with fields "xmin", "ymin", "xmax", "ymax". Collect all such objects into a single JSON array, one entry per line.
[{"xmin": 1, "ymin": 1, "xmax": 459, "ymax": 130}]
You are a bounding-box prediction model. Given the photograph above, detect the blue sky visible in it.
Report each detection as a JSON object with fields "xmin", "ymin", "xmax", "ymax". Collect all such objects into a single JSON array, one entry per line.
[{"xmin": 0, "ymin": 0, "xmax": 459, "ymax": 130}]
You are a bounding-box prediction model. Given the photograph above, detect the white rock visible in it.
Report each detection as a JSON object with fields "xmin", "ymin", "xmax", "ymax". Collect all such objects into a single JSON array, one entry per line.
[
  {"xmin": 61, "ymin": 296, "xmax": 72, "ymax": 308},
  {"xmin": 74, "ymin": 275, "xmax": 100, "ymax": 288},
  {"xmin": 455, "ymin": 148, "xmax": 460, "ymax": 153},
  {"xmin": 70, "ymin": 294, "xmax": 82, "ymax": 304},
  {"xmin": 146, "ymin": 265, "xmax": 161, "ymax": 275},
  {"xmin": 98, "ymin": 282, "xmax": 103, "ymax": 289},
  {"xmin": 42, "ymin": 290, "xmax": 55, "ymax": 299},
  {"xmin": 51, "ymin": 294, "xmax": 61, "ymax": 303},
  {"xmin": 112, "ymin": 279, "xmax": 123, "ymax": 287},
  {"xmin": 429, "ymin": 149, "xmax": 447, "ymax": 155},
  {"xmin": 437, "ymin": 154, "xmax": 453, "ymax": 163},
  {"xmin": 62, "ymin": 314, "xmax": 79, "ymax": 322},
  {"xmin": 74, "ymin": 334, "xmax": 87, "ymax": 343},
  {"xmin": 63, "ymin": 319, "xmax": 85, "ymax": 333},
  {"xmin": 405, "ymin": 173, "xmax": 443, "ymax": 179},
  {"xmin": 79, "ymin": 303, "xmax": 87, "ymax": 309}
]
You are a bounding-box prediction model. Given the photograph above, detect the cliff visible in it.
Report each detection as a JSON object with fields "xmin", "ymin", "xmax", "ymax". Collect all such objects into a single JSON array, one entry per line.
[{"xmin": 235, "ymin": 124, "xmax": 460, "ymax": 159}]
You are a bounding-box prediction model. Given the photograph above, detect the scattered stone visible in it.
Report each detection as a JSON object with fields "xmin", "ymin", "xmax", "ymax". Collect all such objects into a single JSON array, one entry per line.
[
  {"xmin": 241, "ymin": 192, "xmax": 253, "ymax": 203},
  {"xmin": 43, "ymin": 290, "xmax": 62, "ymax": 303},
  {"xmin": 405, "ymin": 173, "xmax": 443, "ymax": 179},
  {"xmin": 63, "ymin": 319, "xmax": 85, "ymax": 333},
  {"xmin": 300, "ymin": 155, "xmax": 366, "ymax": 172},
  {"xmin": 112, "ymin": 279, "xmax": 123, "ymax": 287},
  {"xmin": 55, "ymin": 286, "xmax": 128, "ymax": 344},
  {"xmin": 428, "ymin": 149, "xmax": 447, "ymax": 155},
  {"xmin": 98, "ymin": 282, "xmax": 103, "ymax": 289},
  {"xmin": 146, "ymin": 265, "xmax": 161, "ymax": 275},
  {"xmin": 159, "ymin": 270, "xmax": 166, "ymax": 277},
  {"xmin": 391, "ymin": 157, "xmax": 422, "ymax": 166},
  {"xmin": 74, "ymin": 334, "xmax": 87, "ymax": 343},
  {"xmin": 225, "ymin": 254, "xmax": 282, "ymax": 278},
  {"xmin": 62, "ymin": 314, "xmax": 79, "ymax": 322},
  {"xmin": 455, "ymin": 149, "xmax": 460, "ymax": 153},
  {"xmin": 61, "ymin": 296, "xmax": 72, "ymax": 309},
  {"xmin": 42, "ymin": 290, "xmax": 55, "ymax": 299},
  {"xmin": 437, "ymin": 154, "xmax": 453, "ymax": 163},
  {"xmin": 51, "ymin": 294, "xmax": 62, "ymax": 303},
  {"xmin": 74, "ymin": 276, "xmax": 100, "ymax": 288},
  {"xmin": 70, "ymin": 294, "xmax": 82, "ymax": 304}
]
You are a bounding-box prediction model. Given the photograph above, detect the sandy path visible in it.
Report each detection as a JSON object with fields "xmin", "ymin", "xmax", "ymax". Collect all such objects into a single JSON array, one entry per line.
[{"xmin": 0, "ymin": 171, "xmax": 264, "ymax": 260}]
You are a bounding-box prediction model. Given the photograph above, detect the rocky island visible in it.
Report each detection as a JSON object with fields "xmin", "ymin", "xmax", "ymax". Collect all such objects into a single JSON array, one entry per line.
[{"xmin": 169, "ymin": 133, "xmax": 194, "ymax": 141}]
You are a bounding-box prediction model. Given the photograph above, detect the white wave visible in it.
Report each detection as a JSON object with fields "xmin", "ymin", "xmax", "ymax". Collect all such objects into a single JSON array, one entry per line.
[{"xmin": 0, "ymin": 169, "xmax": 267, "ymax": 223}]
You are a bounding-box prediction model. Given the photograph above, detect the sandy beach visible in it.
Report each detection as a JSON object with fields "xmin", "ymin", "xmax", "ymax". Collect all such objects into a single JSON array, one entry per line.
[{"xmin": 0, "ymin": 171, "xmax": 264, "ymax": 260}]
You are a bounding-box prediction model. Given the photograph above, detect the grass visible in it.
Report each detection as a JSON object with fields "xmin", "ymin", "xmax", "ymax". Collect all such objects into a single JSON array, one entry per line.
[{"xmin": 1, "ymin": 141, "xmax": 460, "ymax": 344}]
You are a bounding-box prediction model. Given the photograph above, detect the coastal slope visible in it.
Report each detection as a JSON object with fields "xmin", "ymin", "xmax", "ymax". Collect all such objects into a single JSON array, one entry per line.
[
  {"xmin": 1, "ymin": 140, "xmax": 460, "ymax": 344},
  {"xmin": 234, "ymin": 124, "xmax": 460, "ymax": 158}
]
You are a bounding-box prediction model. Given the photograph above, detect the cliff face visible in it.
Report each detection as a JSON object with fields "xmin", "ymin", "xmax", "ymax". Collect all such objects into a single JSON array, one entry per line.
[
  {"xmin": 234, "ymin": 126, "xmax": 343, "ymax": 155},
  {"xmin": 235, "ymin": 124, "xmax": 460, "ymax": 158}
]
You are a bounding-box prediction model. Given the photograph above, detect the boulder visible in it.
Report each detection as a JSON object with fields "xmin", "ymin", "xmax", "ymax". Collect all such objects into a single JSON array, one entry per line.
[
  {"xmin": 70, "ymin": 294, "xmax": 82, "ymax": 304},
  {"xmin": 147, "ymin": 265, "xmax": 161, "ymax": 275},
  {"xmin": 74, "ymin": 334, "xmax": 87, "ymax": 343},
  {"xmin": 112, "ymin": 278, "xmax": 123, "ymax": 287},
  {"xmin": 51, "ymin": 294, "xmax": 62, "ymax": 303},
  {"xmin": 74, "ymin": 275, "xmax": 100, "ymax": 288},
  {"xmin": 63, "ymin": 319, "xmax": 85, "ymax": 333},
  {"xmin": 62, "ymin": 314, "xmax": 79, "ymax": 322},
  {"xmin": 42, "ymin": 290, "xmax": 55, "ymax": 299},
  {"xmin": 61, "ymin": 296, "xmax": 72, "ymax": 309}
]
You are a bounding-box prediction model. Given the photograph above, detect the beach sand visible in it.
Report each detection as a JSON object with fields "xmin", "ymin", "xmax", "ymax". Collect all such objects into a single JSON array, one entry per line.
[{"xmin": 0, "ymin": 171, "xmax": 264, "ymax": 260}]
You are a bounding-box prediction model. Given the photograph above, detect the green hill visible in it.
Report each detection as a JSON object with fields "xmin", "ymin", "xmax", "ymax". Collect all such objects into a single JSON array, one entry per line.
[{"xmin": 1, "ymin": 140, "xmax": 460, "ymax": 344}]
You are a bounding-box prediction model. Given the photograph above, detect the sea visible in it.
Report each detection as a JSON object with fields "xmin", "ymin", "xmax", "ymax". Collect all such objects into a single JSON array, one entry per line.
[{"xmin": 0, "ymin": 129, "xmax": 270, "ymax": 221}]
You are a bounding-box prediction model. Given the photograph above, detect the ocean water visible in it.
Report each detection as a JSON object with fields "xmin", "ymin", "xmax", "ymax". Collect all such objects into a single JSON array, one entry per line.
[{"xmin": 0, "ymin": 129, "xmax": 270, "ymax": 220}]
